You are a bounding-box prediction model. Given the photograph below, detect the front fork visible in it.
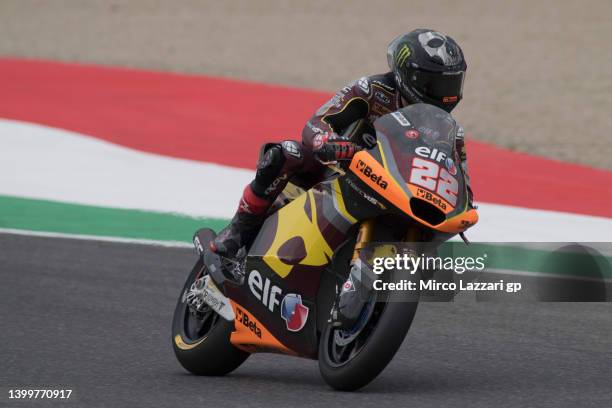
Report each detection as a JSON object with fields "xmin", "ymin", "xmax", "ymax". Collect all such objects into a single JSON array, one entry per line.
[
  {"xmin": 333, "ymin": 220, "xmax": 422, "ymax": 328},
  {"xmin": 351, "ymin": 219, "xmax": 375, "ymax": 263},
  {"xmin": 332, "ymin": 220, "xmax": 375, "ymax": 328}
]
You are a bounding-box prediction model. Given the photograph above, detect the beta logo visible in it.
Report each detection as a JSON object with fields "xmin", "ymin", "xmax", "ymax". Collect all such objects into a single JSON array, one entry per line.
[
  {"xmin": 415, "ymin": 146, "xmax": 448, "ymax": 163},
  {"xmin": 248, "ymin": 270, "xmax": 283, "ymax": 312},
  {"xmin": 236, "ymin": 307, "xmax": 262, "ymax": 338},
  {"xmin": 280, "ymin": 294, "xmax": 309, "ymax": 332},
  {"xmin": 416, "ymin": 188, "xmax": 447, "ymax": 211},
  {"xmin": 356, "ymin": 160, "xmax": 389, "ymax": 190}
]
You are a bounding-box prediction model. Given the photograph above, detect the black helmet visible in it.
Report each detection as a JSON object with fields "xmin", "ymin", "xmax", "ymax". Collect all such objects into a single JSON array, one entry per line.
[{"xmin": 387, "ymin": 29, "xmax": 466, "ymax": 112}]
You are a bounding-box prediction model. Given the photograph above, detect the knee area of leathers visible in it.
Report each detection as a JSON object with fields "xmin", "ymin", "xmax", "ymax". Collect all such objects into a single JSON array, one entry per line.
[
  {"xmin": 256, "ymin": 145, "xmax": 284, "ymax": 173},
  {"xmin": 253, "ymin": 145, "xmax": 286, "ymax": 196},
  {"xmin": 278, "ymin": 140, "xmax": 305, "ymax": 170},
  {"xmin": 257, "ymin": 141, "xmax": 304, "ymax": 171}
]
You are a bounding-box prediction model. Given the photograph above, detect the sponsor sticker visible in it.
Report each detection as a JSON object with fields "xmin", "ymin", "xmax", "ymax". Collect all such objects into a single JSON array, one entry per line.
[
  {"xmin": 391, "ymin": 111, "xmax": 411, "ymax": 127},
  {"xmin": 346, "ymin": 178, "xmax": 386, "ymax": 209},
  {"xmin": 312, "ymin": 133, "xmax": 329, "ymax": 149},
  {"xmin": 445, "ymin": 157, "xmax": 457, "ymax": 176},
  {"xmin": 416, "ymin": 187, "xmax": 448, "ymax": 211},
  {"xmin": 415, "ymin": 146, "xmax": 448, "ymax": 163},
  {"xmin": 199, "ymin": 276, "xmax": 235, "ymax": 321},
  {"xmin": 460, "ymin": 219, "xmax": 475, "ymax": 228},
  {"xmin": 247, "ymin": 270, "xmax": 310, "ymax": 332},
  {"xmin": 372, "ymin": 80, "xmax": 395, "ymax": 92},
  {"xmin": 193, "ymin": 235, "xmax": 204, "ymax": 254},
  {"xmin": 405, "ymin": 129, "xmax": 419, "ymax": 139},
  {"xmin": 236, "ymin": 307, "xmax": 262, "ymax": 338},
  {"xmin": 371, "ymin": 102, "xmax": 390, "ymax": 117},
  {"xmin": 418, "ymin": 126, "xmax": 440, "ymax": 138},
  {"xmin": 306, "ymin": 121, "xmax": 324, "ymax": 135},
  {"xmin": 361, "ymin": 133, "xmax": 377, "ymax": 148},
  {"xmin": 342, "ymin": 275, "xmax": 356, "ymax": 293},
  {"xmin": 456, "ymin": 126, "xmax": 465, "ymax": 140},
  {"xmin": 264, "ymin": 173, "xmax": 288, "ymax": 196},
  {"xmin": 280, "ymin": 293, "xmax": 309, "ymax": 332},
  {"xmin": 374, "ymin": 91, "xmax": 391, "ymax": 104},
  {"xmin": 248, "ymin": 270, "xmax": 283, "ymax": 312},
  {"xmin": 355, "ymin": 159, "xmax": 389, "ymax": 190}
]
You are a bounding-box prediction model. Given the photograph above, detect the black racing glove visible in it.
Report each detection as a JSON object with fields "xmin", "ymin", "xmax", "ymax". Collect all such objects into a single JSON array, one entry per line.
[{"xmin": 313, "ymin": 133, "xmax": 361, "ymax": 163}]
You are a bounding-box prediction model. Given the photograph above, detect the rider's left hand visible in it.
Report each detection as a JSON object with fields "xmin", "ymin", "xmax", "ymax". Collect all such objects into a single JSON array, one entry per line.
[{"xmin": 313, "ymin": 133, "xmax": 361, "ymax": 163}]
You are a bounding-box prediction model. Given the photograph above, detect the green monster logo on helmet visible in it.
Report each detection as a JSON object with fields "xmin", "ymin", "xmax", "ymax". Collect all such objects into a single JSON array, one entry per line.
[{"xmin": 396, "ymin": 44, "xmax": 411, "ymax": 67}]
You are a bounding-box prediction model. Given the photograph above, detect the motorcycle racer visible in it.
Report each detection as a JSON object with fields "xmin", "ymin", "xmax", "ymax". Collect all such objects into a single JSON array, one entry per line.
[{"xmin": 210, "ymin": 28, "xmax": 473, "ymax": 259}]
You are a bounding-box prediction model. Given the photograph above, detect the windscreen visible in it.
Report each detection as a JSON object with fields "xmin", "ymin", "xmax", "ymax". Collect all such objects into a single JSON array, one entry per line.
[{"xmin": 372, "ymin": 104, "xmax": 467, "ymax": 211}]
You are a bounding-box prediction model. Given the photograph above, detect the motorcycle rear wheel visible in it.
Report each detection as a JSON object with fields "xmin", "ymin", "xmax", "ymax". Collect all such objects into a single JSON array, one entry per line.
[{"xmin": 171, "ymin": 231, "xmax": 249, "ymax": 376}]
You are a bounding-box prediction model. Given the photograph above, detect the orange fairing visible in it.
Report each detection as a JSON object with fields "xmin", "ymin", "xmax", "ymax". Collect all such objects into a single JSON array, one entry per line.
[
  {"xmin": 348, "ymin": 151, "xmax": 479, "ymax": 234},
  {"xmin": 406, "ymin": 184, "xmax": 455, "ymax": 215},
  {"xmin": 350, "ymin": 151, "xmax": 410, "ymax": 212},
  {"xmin": 442, "ymin": 208, "xmax": 479, "ymax": 232},
  {"xmin": 229, "ymin": 300, "xmax": 295, "ymax": 355}
]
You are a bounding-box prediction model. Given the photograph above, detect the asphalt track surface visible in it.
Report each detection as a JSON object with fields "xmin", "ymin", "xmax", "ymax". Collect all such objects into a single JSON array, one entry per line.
[{"xmin": 2, "ymin": 233, "xmax": 612, "ymax": 407}]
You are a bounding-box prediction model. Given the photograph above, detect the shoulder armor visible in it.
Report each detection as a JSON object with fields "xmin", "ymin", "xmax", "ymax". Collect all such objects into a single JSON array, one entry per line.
[
  {"xmin": 370, "ymin": 72, "xmax": 396, "ymax": 93},
  {"xmin": 355, "ymin": 76, "xmax": 371, "ymax": 95}
]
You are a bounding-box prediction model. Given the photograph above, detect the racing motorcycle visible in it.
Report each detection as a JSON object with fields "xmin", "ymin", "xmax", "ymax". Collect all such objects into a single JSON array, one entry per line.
[{"xmin": 171, "ymin": 103, "xmax": 478, "ymax": 390}]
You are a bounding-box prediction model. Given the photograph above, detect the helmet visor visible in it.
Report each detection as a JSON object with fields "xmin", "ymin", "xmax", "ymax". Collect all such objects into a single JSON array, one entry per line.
[{"xmin": 408, "ymin": 70, "xmax": 465, "ymax": 105}]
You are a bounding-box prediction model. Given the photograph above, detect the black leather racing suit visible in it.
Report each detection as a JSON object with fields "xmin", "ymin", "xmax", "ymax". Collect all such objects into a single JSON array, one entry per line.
[{"xmin": 249, "ymin": 72, "xmax": 472, "ymax": 203}]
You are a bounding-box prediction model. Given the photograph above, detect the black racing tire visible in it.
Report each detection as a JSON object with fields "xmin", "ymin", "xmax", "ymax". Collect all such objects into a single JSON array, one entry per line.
[
  {"xmin": 318, "ymin": 270, "xmax": 419, "ymax": 391},
  {"xmin": 172, "ymin": 253, "xmax": 249, "ymax": 376}
]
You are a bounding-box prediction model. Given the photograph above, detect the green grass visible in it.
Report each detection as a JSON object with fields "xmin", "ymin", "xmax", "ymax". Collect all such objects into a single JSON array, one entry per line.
[{"xmin": 0, "ymin": 195, "xmax": 227, "ymax": 242}]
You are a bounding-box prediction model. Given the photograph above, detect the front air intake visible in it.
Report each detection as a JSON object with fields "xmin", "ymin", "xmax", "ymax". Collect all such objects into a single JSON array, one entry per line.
[{"xmin": 409, "ymin": 198, "xmax": 446, "ymax": 226}]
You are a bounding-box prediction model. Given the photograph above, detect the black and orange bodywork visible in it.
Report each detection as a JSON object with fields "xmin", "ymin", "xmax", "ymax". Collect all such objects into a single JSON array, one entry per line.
[{"xmin": 219, "ymin": 104, "xmax": 479, "ymax": 358}]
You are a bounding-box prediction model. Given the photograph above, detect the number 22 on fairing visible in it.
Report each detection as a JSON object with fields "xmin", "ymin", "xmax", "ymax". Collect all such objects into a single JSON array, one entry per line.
[{"xmin": 409, "ymin": 157, "xmax": 458, "ymax": 206}]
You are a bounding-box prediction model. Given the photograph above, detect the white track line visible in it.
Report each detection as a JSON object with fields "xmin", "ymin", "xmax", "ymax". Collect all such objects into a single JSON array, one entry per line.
[
  {"xmin": 0, "ymin": 228, "xmax": 192, "ymax": 248},
  {"xmin": 2, "ymin": 118, "xmax": 612, "ymax": 241}
]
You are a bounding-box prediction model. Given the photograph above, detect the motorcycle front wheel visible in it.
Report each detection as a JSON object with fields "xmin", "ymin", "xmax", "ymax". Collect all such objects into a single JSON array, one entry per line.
[{"xmin": 318, "ymin": 270, "xmax": 418, "ymax": 391}]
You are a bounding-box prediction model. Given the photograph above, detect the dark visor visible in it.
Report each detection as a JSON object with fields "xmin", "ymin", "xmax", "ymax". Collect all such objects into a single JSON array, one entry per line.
[{"xmin": 409, "ymin": 70, "xmax": 465, "ymax": 103}]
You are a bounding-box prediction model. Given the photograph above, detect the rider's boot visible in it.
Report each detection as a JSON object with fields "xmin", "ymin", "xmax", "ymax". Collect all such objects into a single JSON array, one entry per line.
[{"xmin": 209, "ymin": 185, "xmax": 271, "ymax": 258}]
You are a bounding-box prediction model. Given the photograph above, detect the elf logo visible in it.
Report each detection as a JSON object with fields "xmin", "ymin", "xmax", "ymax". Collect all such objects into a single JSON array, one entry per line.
[
  {"xmin": 236, "ymin": 307, "xmax": 261, "ymax": 338},
  {"xmin": 356, "ymin": 160, "xmax": 388, "ymax": 189},
  {"xmin": 415, "ymin": 146, "xmax": 448, "ymax": 163},
  {"xmin": 248, "ymin": 270, "xmax": 283, "ymax": 312}
]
